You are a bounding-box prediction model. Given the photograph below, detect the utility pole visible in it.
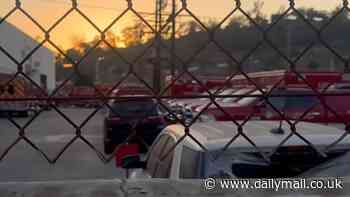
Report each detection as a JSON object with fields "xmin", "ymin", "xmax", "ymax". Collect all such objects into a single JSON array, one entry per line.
[
  {"xmin": 286, "ymin": 22, "xmax": 291, "ymax": 60},
  {"xmin": 285, "ymin": 15, "xmax": 297, "ymax": 62},
  {"xmin": 153, "ymin": 0, "xmax": 163, "ymax": 94},
  {"xmin": 170, "ymin": 0, "xmax": 176, "ymax": 77},
  {"xmin": 95, "ymin": 56, "xmax": 104, "ymax": 85}
]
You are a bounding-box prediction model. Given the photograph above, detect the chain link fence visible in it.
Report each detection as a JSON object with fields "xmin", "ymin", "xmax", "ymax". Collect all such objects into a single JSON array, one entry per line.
[{"xmin": 1, "ymin": 0, "xmax": 350, "ymax": 179}]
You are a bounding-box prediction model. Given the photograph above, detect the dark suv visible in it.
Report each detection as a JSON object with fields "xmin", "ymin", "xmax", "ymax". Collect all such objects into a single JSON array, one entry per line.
[{"xmin": 103, "ymin": 98, "xmax": 167, "ymax": 154}]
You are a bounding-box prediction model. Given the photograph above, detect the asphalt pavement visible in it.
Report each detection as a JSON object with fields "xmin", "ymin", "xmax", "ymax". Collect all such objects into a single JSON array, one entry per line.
[
  {"xmin": 0, "ymin": 107, "xmax": 124, "ymax": 182},
  {"xmin": 0, "ymin": 107, "xmax": 347, "ymax": 182}
]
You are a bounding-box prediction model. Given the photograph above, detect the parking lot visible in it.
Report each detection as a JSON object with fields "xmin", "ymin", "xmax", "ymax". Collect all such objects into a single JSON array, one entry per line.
[
  {"xmin": 0, "ymin": 105, "xmax": 346, "ymax": 182},
  {"xmin": 0, "ymin": 107, "xmax": 124, "ymax": 181}
]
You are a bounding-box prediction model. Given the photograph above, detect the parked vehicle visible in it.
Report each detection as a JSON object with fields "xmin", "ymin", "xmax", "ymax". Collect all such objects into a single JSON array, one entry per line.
[
  {"xmin": 0, "ymin": 73, "xmax": 33, "ymax": 117},
  {"xmin": 68, "ymin": 86, "xmax": 99, "ymax": 108},
  {"xmin": 118, "ymin": 121, "xmax": 350, "ymax": 179},
  {"xmin": 196, "ymin": 87, "xmax": 350, "ymax": 123},
  {"xmin": 301, "ymin": 151, "xmax": 350, "ymax": 177},
  {"xmin": 195, "ymin": 88, "xmax": 265, "ymax": 121},
  {"xmin": 166, "ymin": 70, "xmax": 348, "ymax": 97},
  {"xmin": 228, "ymin": 70, "xmax": 346, "ymax": 89},
  {"xmin": 103, "ymin": 97, "xmax": 168, "ymax": 154},
  {"xmin": 165, "ymin": 103, "xmax": 194, "ymax": 124},
  {"xmin": 174, "ymin": 88, "xmax": 237, "ymax": 112}
]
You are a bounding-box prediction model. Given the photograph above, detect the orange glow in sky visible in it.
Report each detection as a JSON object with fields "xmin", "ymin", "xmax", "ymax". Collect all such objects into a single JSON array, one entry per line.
[{"xmin": 0, "ymin": 0, "xmax": 341, "ymax": 50}]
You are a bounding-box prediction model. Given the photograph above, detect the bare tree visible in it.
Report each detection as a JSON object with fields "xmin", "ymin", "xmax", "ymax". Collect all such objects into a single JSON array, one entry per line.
[
  {"xmin": 105, "ymin": 31, "xmax": 121, "ymax": 48},
  {"xmin": 121, "ymin": 19, "xmax": 147, "ymax": 47},
  {"xmin": 205, "ymin": 18, "xmax": 219, "ymax": 30},
  {"xmin": 249, "ymin": 0, "xmax": 268, "ymax": 26},
  {"xmin": 177, "ymin": 21, "xmax": 202, "ymax": 37}
]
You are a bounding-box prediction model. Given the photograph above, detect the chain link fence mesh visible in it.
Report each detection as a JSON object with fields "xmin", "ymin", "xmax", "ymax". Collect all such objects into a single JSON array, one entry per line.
[{"xmin": 0, "ymin": 0, "xmax": 350, "ymax": 178}]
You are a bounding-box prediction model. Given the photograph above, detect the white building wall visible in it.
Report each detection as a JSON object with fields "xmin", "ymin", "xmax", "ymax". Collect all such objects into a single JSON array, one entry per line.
[{"xmin": 0, "ymin": 20, "xmax": 55, "ymax": 92}]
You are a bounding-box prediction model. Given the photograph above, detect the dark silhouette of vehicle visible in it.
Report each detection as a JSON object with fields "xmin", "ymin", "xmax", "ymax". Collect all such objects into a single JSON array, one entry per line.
[{"xmin": 103, "ymin": 98, "xmax": 168, "ymax": 154}]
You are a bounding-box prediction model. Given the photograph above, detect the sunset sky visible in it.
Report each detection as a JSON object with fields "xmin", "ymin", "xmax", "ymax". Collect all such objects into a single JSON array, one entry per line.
[{"xmin": 0, "ymin": 0, "xmax": 341, "ymax": 50}]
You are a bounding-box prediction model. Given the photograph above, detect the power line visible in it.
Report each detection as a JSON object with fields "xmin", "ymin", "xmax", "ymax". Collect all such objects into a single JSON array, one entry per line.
[
  {"xmin": 35, "ymin": 0, "xmax": 126, "ymax": 12},
  {"xmin": 33, "ymin": 0, "xmax": 218, "ymax": 21}
]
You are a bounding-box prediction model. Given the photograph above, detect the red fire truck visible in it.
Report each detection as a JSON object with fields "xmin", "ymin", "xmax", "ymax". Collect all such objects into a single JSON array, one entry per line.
[
  {"xmin": 167, "ymin": 70, "xmax": 348, "ymax": 96},
  {"xmin": 68, "ymin": 86, "xmax": 98, "ymax": 107},
  {"xmin": 229, "ymin": 70, "xmax": 345, "ymax": 89},
  {"xmin": 0, "ymin": 73, "xmax": 34, "ymax": 117},
  {"xmin": 66, "ymin": 84, "xmax": 153, "ymax": 107},
  {"xmin": 194, "ymin": 70, "xmax": 350, "ymax": 123}
]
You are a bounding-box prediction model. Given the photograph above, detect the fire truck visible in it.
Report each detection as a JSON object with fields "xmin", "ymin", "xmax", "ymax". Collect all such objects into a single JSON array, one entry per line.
[
  {"xmin": 166, "ymin": 70, "xmax": 348, "ymax": 96},
  {"xmin": 229, "ymin": 70, "xmax": 345, "ymax": 89},
  {"xmin": 68, "ymin": 86, "xmax": 98, "ymax": 107},
  {"xmin": 194, "ymin": 70, "xmax": 350, "ymax": 123},
  {"xmin": 66, "ymin": 84, "xmax": 153, "ymax": 107},
  {"xmin": 0, "ymin": 73, "xmax": 33, "ymax": 117}
]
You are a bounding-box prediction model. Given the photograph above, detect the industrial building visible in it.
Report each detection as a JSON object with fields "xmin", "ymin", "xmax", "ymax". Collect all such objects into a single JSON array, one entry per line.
[{"xmin": 0, "ymin": 20, "xmax": 55, "ymax": 92}]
